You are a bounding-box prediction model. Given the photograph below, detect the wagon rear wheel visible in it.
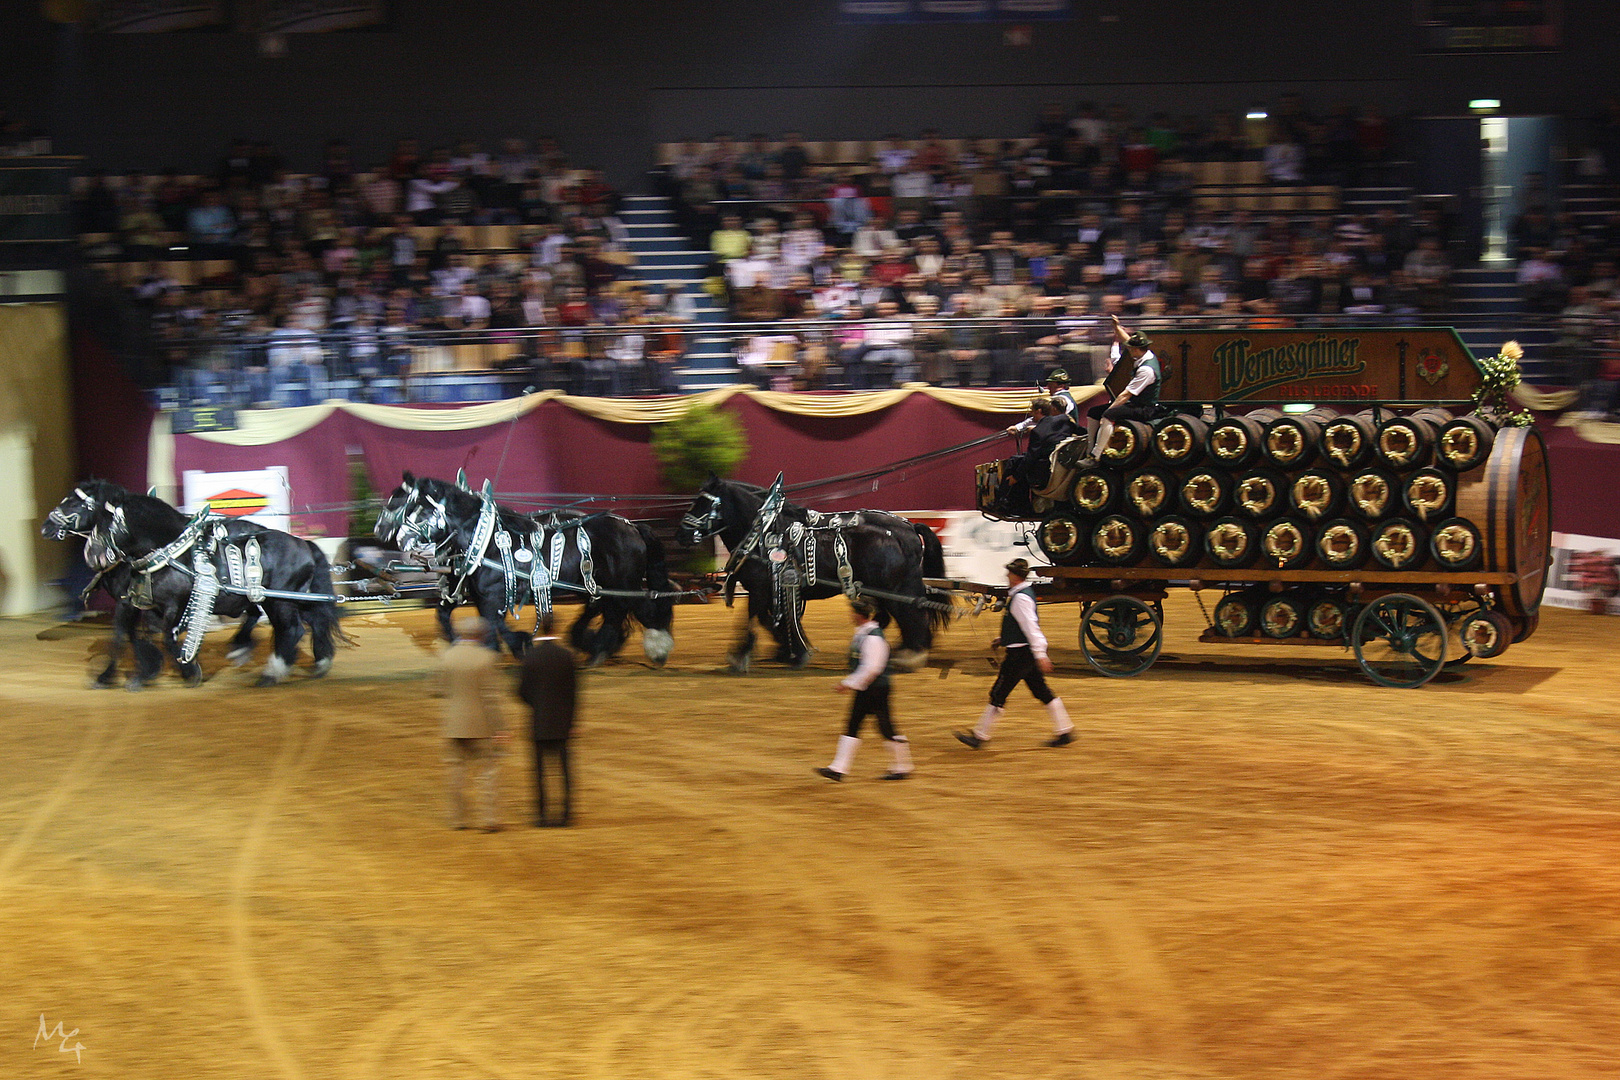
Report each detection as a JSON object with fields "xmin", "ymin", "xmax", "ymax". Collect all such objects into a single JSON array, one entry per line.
[
  {"xmin": 1079, "ymin": 595, "xmax": 1163, "ymax": 678},
  {"xmin": 1351, "ymin": 593, "xmax": 1447, "ymax": 688}
]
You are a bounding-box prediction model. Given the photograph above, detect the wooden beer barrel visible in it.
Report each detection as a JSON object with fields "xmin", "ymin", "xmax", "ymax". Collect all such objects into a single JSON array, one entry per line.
[
  {"xmin": 1069, "ymin": 467, "xmax": 1123, "ymax": 515},
  {"xmin": 1450, "ymin": 425, "xmax": 1552, "ymax": 616},
  {"xmin": 1100, "ymin": 419, "xmax": 1154, "ymax": 470},
  {"xmin": 1147, "ymin": 516, "xmax": 1202, "ymax": 568},
  {"xmin": 1315, "ymin": 518, "xmax": 1370, "ymax": 569},
  {"xmin": 1402, "ymin": 467, "xmax": 1455, "ymax": 523},
  {"xmin": 1233, "ymin": 467, "xmax": 1287, "ymax": 519},
  {"xmin": 1375, "ymin": 413, "xmax": 1440, "ymax": 469},
  {"xmin": 1259, "ymin": 593, "xmax": 1308, "ymax": 638},
  {"xmin": 1213, "ymin": 590, "xmax": 1262, "ymax": 637},
  {"xmin": 1321, "ymin": 410, "xmax": 1378, "ymax": 469},
  {"xmin": 1152, "ymin": 414, "xmax": 1207, "ymax": 467},
  {"xmin": 1124, "ymin": 467, "xmax": 1177, "ymax": 519},
  {"xmin": 1205, "ymin": 516, "xmax": 1259, "ymax": 568},
  {"xmin": 1289, "ymin": 468, "xmax": 1346, "ymax": 522},
  {"xmin": 1347, "ymin": 467, "xmax": 1399, "ymax": 521},
  {"xmin": 1090, "ymin": 514, "xmax": 1146, "ymax": 566},
  {"xmin": 1306, "ymin": 595, "xmax": 1350, "ymax": 639},
  {"xmin": 1436, "ymin": 414, "xmax": 1497, "ymax": 471},
  {"xmin": 1208, "ymin": 409, "xmax": 1281, "ymax": 468},
  {"xmin": 1036, "ymin": 508, "xmax": 1089, "ymax": 566},
  {"xmin": 1262, "ymin": 407, "xmax": 1338, "ymax": 468},
  {"xmin": 1179, "ymin": 468, "xmax": 1231, "ymax": 518},
  {"xmin": 1260, "ymin": 518, "xmax": 1312, "ymax": 571},
  {"xmin": 1370, "ymin": 518, "xmax": 1427, "ymax": 571}
]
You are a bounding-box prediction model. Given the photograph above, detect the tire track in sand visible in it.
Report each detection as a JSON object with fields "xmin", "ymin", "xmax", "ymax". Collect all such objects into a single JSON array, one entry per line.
[
  {"xmin": 0, "ymin": 707, "xmax": 140, "ymax": 888},
  {"xmin": 227, "ymin": 710, "xmax": 333, "ymax": 1080}
]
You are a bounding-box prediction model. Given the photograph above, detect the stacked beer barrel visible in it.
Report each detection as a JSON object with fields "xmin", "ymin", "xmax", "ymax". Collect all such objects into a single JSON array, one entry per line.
[{"xmin": 1030, "ymin": 406, "xmax": 1550, "ymax": 640}]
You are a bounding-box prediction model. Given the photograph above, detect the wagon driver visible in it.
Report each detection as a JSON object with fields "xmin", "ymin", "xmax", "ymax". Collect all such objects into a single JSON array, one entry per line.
[{"xmin": 1082, "ymin": 314, "xmax": 1161, "ymax": 464}]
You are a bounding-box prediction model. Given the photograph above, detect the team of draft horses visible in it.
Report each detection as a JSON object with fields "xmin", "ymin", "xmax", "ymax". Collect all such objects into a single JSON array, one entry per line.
[{"xmin": 40, "ymin": 470, "xmax": 958, "ymax": 688}]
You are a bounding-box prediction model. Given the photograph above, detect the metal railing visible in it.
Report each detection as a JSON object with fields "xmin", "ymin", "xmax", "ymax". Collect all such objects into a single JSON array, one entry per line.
[{"xmin": 147, "ymin": 311, "xmax": 1604, "ymax": 409}]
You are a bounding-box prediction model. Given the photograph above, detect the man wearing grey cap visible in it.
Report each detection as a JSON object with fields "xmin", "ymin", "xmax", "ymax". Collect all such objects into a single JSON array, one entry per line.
[{"xmin": 956, "ymin": 558, "xmax": 1073, "ymax": 750}]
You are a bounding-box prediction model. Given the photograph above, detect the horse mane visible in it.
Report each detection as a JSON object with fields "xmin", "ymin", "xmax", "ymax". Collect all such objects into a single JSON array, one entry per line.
[
  {"xmin": 80, "ymin": 479, "xmax": 189, "ymax": 538},
  {"xmin": 416, "ymin": 476, "xmax": 543, "ymax": 534}
]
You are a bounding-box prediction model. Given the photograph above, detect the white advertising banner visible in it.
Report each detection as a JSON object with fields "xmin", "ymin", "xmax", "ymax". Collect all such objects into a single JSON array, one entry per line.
[
  {"xmin": 181, "ymin": 467, "xmax": 292, "ymax": 532},
  {"xmin": 1545, "ymin": 532, "xmax": 1620, "ymax": 615},
  {"xmin": 900, "ymin": 510, "xmax": 1031, "ymax": 585}
]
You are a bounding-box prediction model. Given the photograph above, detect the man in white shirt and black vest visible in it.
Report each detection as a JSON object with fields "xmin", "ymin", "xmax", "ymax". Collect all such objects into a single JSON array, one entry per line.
[
  {"xmin": 817, "ymin": 599, "xmax": 914, "ymax": 782},
  {"xmin": 1081, "ymin": 314, "xmax": 1161, "ymax": 465},
  {"xmin": 956, "ymin": 559, "xmax": 1074, "ymax": 749}
]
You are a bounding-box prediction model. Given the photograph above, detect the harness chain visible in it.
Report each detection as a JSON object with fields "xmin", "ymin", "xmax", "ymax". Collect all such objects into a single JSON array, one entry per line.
[{"xmin": 177, "ymin": 524, "xmax": 226, "ymax": 663}]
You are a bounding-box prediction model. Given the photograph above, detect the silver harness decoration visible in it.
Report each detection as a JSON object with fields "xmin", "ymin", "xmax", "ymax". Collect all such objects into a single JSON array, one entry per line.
[{"xmin": 176, "ymin": 521, "xmax": 229, "ymax": 663}]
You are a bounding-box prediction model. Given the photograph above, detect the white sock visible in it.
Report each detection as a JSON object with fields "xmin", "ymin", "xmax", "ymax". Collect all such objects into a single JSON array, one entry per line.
[
  {"xmin": 829, "ymin": 735, "xmax": 860, "ymax": 774},
  {"xmin": 1094, "ymin": 418, "xmax": 1115, "ymax": 458},
  {"xmin": 974, "ymin": 704, "xmax": 1003, "ymax": 741},
  {"xmin": 887, "ymin": 736, "xmax": 913, "ymax": 774},
  {"xmin": 1047, "ymin": 697, "xmax": 1073, "ymax": 735}
]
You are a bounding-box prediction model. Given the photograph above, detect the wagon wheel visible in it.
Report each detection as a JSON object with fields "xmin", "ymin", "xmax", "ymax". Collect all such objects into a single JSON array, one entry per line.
[
  {"xmin": 1351, "ymin": 593, "xmax": 1447, "ymax": 688},
  {"xmin": 1079, "ymin": 595, "xmax": 1163, "ymax": 678}
]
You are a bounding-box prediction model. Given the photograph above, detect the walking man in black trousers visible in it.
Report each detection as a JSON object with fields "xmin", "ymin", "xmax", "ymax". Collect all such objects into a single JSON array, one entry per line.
[
  {"xmin": 956, "ymin": 558, "xmax": 1074, "ymax": 749},
  {"xmin": 518, "ymin": 631, "xmax": 578, "ymax": 826},
  {"xmin": 817, "ymin": 599, "xmax": 913, "ymax": 782}
]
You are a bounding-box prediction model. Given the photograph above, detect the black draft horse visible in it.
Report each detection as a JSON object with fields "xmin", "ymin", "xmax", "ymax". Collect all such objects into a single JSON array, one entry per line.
[
  {"xmin": 375, "ymin": 473, "xmax": 676, "ymax": 665},
  {"xmin": 679, "ymin": 476, "xmax": 952, "ymax": 671},
  {"xmin": 43, "ymin": 480, "xmax": 339, "ymax": 687}
]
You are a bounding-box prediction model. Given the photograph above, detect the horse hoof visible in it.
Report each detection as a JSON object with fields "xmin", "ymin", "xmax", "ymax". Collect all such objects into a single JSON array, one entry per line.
[
  {"xmin": 123, "ymin": 677, "xmax": 145, "ymax": 692},
  {"xmin": 92, "ymin": 674, "xmax": 118, "ymax": 689},
  {"xmin": 891, "ymin": 649, "xmax": 928, "ymax": 672},
  {"xmin": 791, "ymin": 652, "xmax": 813, "ymax": 670},
  {"xmin": 253, "ymin": 675, "xmax": 281, "ymax": 688},
  {"xmin": 227, "ymin": 646, "xmax": 253, "ymax": 665},
  {"xmin": 727, "ymin": 654, "xmax": 751, "ymax": 675},
  {"xmin": 310, "ymin": 658, "xmax": 333, "ymax": 679},
  {"xmin": 183, "ymin": 673, "xmax": 203, "ymax": 688},
  {"xmin": 586, "ymin": 653, "xmax": 608, "ymax": 669}
]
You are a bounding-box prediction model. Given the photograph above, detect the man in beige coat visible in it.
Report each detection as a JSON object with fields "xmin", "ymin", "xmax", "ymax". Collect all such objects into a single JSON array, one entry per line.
[{"xmin": 440, "ymin": 615, "xmax": 509, "ymax": 831}]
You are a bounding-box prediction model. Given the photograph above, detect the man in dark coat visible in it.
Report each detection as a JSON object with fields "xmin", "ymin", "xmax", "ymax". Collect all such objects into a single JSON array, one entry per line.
[{"xmin": 518, "ymin": 633, "xmax": 578, "ymax": 827}]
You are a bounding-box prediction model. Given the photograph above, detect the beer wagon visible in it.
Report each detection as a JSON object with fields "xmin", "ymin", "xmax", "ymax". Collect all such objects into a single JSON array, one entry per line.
[{"xmin": 959, "ymin": 329, "xmax": 1550, "ymax": 688}]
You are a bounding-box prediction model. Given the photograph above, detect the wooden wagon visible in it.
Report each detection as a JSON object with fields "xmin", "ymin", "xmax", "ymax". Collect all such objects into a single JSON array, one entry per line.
[{"xmin": 954, "ymin": 328, "xmax": 1551, "ymax": 688}]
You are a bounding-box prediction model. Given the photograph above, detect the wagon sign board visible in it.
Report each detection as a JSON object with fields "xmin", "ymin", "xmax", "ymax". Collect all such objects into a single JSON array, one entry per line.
[{"xmin": 1156, "ymin": 328, "xmax": 1482, "ymax": 405}]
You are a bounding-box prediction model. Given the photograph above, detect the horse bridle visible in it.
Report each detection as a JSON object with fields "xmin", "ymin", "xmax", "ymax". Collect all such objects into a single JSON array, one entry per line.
[
  {"xmin": 395, "ymin": 491, "xmax": 453, "ymax": 560},
  {"xmin": 681, "ymin": 491, "xmax": 724, "ymax": 542},
  {"xmin": 45, "ymin": 487, "xmax": 101, "ymax": 540}
]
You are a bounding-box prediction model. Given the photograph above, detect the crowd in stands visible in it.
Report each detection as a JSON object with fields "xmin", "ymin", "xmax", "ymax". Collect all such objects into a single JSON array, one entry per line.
[
  {"xmin": 62, "ymin": 96, "xmax": 1620, "ymax": 414},
  {"xmin": 74, "ymin": 135, "xmax": 691, "ymax": 403},
  {"xmin": 658, "ymin": 99, "xmax": 1620, "ymax": 411}
]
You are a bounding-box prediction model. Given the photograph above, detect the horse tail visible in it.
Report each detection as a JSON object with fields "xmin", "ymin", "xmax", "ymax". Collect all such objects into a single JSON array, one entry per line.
[
  {"xmin": 303, "ymin": 542, "xmax": 353, "ymax": 654},
  {"xmin": 923, "ymin": 586, "xmax": 955, "ymax": 633},
  {"xmin": 914, "ymin": 521, "xmax": 946, "ymax": 578},
  {"xmin": 634, "ymin": 521, "xmax": 676, "ymax": 634}
]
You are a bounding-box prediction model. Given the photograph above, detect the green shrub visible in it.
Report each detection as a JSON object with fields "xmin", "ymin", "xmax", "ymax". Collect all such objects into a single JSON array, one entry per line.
[{"xmin": 651, "ymin": 402, "xmax": 748, "ymax": 494}]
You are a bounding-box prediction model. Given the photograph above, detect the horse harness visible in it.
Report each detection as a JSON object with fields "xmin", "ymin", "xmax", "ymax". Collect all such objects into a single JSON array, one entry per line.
[
  {"xmin": 91, "ymin": 504, "xmax": 331, "ymax": 664},
  {"xmin": 407, "ymin": 490, "xmax": 601, "ymax": 633},
  {"xmin": 722, "ymin": 478, "xmax": 899, "ymax": 654}
]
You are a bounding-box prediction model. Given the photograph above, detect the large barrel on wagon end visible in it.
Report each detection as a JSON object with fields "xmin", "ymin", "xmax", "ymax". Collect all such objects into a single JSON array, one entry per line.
[{"xmin": 1450, "ymin": 425, "xmax": 1551, "ymax": 617}]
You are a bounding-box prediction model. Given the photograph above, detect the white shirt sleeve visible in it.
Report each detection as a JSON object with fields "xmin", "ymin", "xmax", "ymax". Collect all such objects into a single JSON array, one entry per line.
[
  {"xmin": 1009, "ymin": 589, "xmax": 1048, "ymax": 659},
  {"xmin": 1010, "ymin": 416, "xmax": 1037, "ymax": 433},
  {"xmin": 841, "ymin": 630, "xmax": 890, "ymax": 690}
]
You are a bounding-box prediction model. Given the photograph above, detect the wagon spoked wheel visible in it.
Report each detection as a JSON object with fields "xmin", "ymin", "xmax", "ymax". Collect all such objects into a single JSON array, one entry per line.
[
  {"xmin": 1079, "ymin": 595, "xmax": 1163, "ymax": 678},
  {"xmin": 1351, "ymin": 593, "xmax": 1447, "ymax": 688}
]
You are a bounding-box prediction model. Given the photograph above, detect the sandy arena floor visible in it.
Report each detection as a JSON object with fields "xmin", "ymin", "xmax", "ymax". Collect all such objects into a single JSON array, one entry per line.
[{"xmin": 3, "ymin": 591, "xmax": 1619, "ymax": 1079}]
